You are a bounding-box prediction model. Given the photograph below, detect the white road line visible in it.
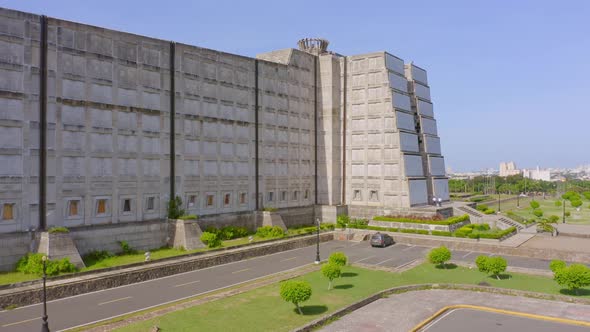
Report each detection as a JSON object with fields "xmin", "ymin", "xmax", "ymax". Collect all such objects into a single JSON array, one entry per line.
[
  {"xmin": 6, "ymin": 240, "xmax": 331, "ymax": 312},
  {"xmin": 402, "ymin": 245, "xmax": 415, "ymax": 251},
  {"xmin": 422, "ymin": 308, "xmax": 459, "ymax": 331},
  {"xmin": 2, "ymin": 316, "xmax": 40, "ymax": 327},
  {"xmin": 232, "ymin": 268, "xmax": 250, "ymax": 274},
  {"xmin": 462, "ymin": 251, "xmax": 473, "ymax": 258},
  {"xmin": 98, "ymin": 296, "xmax": 132, "ymax": 306},
  {"xmin": 375, "ymin": 257, "xmax": 396, "ymax": 266},
  {"xmin": 355, "ymin": 255, "xmax": 375, "ymax": 263},
  {"xmin": 173, "ymin": 280, "xmax": 201, "ymax": 288},
  {"xmin": 280, "ymin": 257, "xmax": 298, "ymax": 262}
]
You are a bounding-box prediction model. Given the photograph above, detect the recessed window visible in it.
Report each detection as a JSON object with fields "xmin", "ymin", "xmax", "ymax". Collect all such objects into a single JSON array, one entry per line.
[
  {"xmin": 224, "ymin": 193, "xmax": 231, "ymax": 206},
  {"xmin": 68, "ymin": 200, "xmax": 80, "ymax": 217},
  {"xmin": 188, "ymin": 195, "xmax": 198, "ymax": 208},
  {"xmin": 239, "ymin": 193, "xmax": 247, "ymax": 205},
  {"xmin": 147, "ymin": 197, "xmax": 155, "ymax": 211},
  {"xmin": 268, "ymin": 192, "xmax": 274, "ymax": 202},
  {"xmin": 370, "ymin": 190, "xmax": 378, "ymax": 201},
  {"xmin": 293, "ymin": 191, "xmax": 299, "ymax": 201},
  {"xmin": 281, "ymin": 191, "xmax": 287, "ymax": 201},
  {"xmin": 2, "ymin": 203, "xmax": 14, "ymax": 220},
  {"xmin": 123, "ymin": 199, "xmax": 132, "ymax": 213},
  {"xmin": 304, "ymin": 190, "xmax": 309, "ymax": 200},
  {"xmin": 96, "ymin": 199, "xmax": 108, "ymax": 215},
  {"xmin": 206, "ymin": 194, "xmax": 215, "ymax": 207},
  {"xmin": 353, "ymin": 190, "xmax": 362, "ymax": 201}
]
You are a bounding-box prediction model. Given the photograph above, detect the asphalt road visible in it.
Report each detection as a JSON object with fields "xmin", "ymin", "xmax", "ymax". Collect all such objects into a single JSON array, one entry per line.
[
  {"xmin": 422, "ymin": 308, "xmax": 590, "ymax": 332},
  {"xmin": 0, "ymin": 240, "xmax": 564, "ymax": 331}
]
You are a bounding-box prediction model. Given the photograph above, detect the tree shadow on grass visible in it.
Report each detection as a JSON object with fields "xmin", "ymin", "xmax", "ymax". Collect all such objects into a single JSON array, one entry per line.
[
  {"xmin": 559, "ymin": 288, "xmax": 590, "ymax": 296},
  {"xmin": 334, "ymin": 284, "xmax": 354, "ymax": 290},
  {"xmin": 296, "ymin": 305, "xmax": 328, "ymax": 315},
  {"xmin": 341, "ymin": 272, "xmax": 358, "ymax": 278},
  {"xmin": 485, "ymin": 273, "xmax": 511, "ymax": 280},
  {"xmin": 435, "ymin": 263, "xmax": 458, "ymax": 270}
]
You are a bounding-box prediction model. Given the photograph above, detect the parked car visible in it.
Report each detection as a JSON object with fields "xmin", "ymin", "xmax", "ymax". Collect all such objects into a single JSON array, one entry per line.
[{"xmin": 370, "ymin": 232, "xmax": 394, "ymax": 247}]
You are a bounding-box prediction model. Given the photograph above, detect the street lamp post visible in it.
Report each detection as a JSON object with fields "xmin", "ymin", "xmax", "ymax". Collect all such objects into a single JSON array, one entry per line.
[
  {"xmin": 314, "ymin": 218, "xmax": 321, "ymax": 264},
  {"xmin": 517, "ymin": 193, "xmax": 520, "ymax": 208},
  {"xmin": 41, "ymin": 255, "xmax": 49, "ymax": 332},
  {"xmin": 498, "ymin": 193, "xmax": 501, "ymax": 212},
  {"xmin": 563, "ymin": 199, "xmax": 566, "ymax": 224}
]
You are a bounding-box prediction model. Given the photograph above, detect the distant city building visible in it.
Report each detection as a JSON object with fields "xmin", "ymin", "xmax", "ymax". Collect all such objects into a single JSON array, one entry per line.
[
  {"xmin": 523, "ymin": 166, "xmax": 551, "ymax": 181},
  {"xmin": 499, "ymin": 161, "xmax": 521, "ymax": 177}
]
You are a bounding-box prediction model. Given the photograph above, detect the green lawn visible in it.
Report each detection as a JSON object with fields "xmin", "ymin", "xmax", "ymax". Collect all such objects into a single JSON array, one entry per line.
[
  {"xmin": 113, "ymin": 263, "xmax": 590, "ymax": 332},
  {"xmin": 502, "ymin": 196, "xmax": 590, "ymax": 225}
]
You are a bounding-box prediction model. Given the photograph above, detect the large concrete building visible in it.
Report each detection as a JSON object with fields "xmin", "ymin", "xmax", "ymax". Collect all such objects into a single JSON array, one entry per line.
[{"xmin": 0, "ymin": 7, "xmax": 448, "ymax": 269}]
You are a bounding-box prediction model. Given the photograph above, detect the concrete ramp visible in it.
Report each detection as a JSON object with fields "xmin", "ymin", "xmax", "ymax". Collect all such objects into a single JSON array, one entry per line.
[{"xmin": 37, "ymin": 232, "xmax": 85, "ymax": 268}]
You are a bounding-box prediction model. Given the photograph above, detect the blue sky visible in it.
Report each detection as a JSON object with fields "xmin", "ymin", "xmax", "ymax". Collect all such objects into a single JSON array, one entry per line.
[{"xmin": 2, "ymin": 0, "xmax": 589, "ymax": 172}]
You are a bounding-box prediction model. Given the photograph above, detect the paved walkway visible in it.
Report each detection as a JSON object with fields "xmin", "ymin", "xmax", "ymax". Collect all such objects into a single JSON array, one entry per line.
[
  {"xmin": 557, "ymin": 224, "xmax": 590, "ymax": 236},
  {"xmin": 319, "ymin": 289, "xmax": 590, "ymax": 332},
  {"xmin": 522, "ymin": 236, "xmax": 590, "ymax": 254}
]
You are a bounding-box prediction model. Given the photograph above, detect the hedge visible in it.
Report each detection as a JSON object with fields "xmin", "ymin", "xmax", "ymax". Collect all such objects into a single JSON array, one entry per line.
[
  {"xmin": 373, "ymin": 214, "xmax": 469, "ymax": 226},
  {"xmin": 431, "ymin": 230, "xmax": 452, "ymax": 237}
]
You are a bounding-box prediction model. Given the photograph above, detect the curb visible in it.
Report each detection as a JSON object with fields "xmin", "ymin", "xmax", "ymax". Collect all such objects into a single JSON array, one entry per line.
[{"xmin": 292, "ymin": 283, "xmax": 590, "ymax": 332}]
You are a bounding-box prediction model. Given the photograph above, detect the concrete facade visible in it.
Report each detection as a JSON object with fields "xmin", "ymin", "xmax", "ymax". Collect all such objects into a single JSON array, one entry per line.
[{"xmin": 0, "ymin": 8, "xmax": 449, "ymax": 267}]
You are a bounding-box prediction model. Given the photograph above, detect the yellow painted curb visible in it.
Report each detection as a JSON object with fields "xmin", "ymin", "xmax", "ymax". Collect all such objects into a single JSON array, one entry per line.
[{"xmin": 411, "ymin": 304, "xmax": 590, "ymax": 331}]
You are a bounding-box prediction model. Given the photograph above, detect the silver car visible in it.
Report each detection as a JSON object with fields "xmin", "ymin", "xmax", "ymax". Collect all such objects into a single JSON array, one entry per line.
[{"xmin": 370, "ymin": 232, "xmax": 394, "ymax": 247}]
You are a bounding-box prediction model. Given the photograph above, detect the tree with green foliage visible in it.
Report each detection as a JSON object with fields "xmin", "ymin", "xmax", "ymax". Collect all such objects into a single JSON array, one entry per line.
[
  {"xmin": 584, "ymin": 191, "xmax": 590, "ymax": 200},
  {"xmin": 167, "ymin": 195, "xmax": 185, "ymax": 219},
  {"xmin": 280, "ymin": 280, "xmax": 312, "ymax": 314},
  {"xmin": 549, "ymin": 260, "xmax": 566, "ymax": 273},
  {"xmin": 329, "ymin": 252, "xmax": 348, "ymax": 267},
  {"xmin": 428, "ymin": 246, "xmax": 452, "ymax": 268},
  {"xmin": 548, "ymin": 215, "xmax": 560, "ymax": 223},
  {"xmin": 554, "ymin": 264, "xmax": 590, "ymax": 295},
  {"xmin": 475, "ymin": 255, "xmax": 489, "ymax": 273},
  {"xmin": 533, "ymin": 209, "xmax": 543, "ymax": 218},
  {"xmin": 571, "ymin": 199, "xmax": 583, "ymax": 208},
  {"xmin": 16, "ymin": 253, "xmax": 77, "ymax": 277},
  {"xmin": 565, "ymin": 211, "xmax": 571, "ymax": 217},
  {"xmin": 530, "ymin": 201, "xmax": 540, "ymax": 209},
  {"xmin": 555, "ymin": 200, "xmax": 562, "ymax": 207},
  {"xmin": 200, "ymin": 232, "xmax": 221, "ymax": 248},
  {"xmin": 321, "ymin": 263, "xmax": 342, "ymax": 290},
  {"xmin": 475, "ymin": 255, "xmax": 508, "ymax": 280}
]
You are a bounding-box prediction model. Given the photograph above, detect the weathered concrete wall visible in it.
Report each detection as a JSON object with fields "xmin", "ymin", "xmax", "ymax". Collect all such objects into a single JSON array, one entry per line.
[
  {"xmin": 0, "ymin": 232, "xmax": 32, "ymax": 271},
  {"xmin": 348, "ymin": 204, "xmax": 438, "ymax": 220}
]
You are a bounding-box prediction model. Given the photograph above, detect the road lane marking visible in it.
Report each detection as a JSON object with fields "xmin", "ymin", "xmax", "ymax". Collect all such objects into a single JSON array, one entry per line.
[
  {"xmin": 232, "ymin": 268, "xmax": 250, "ymax": 274},
  {"xmin": 402, "ymin": 245, "xmax": 415, "ymax": 251},
  {"xmin": 462, "ymin": 251, "xmax": 473, "ymax": 258},
  {"xmin": 173, "ymin": 280, "xmax": 201, "ymax": 287},
  {"xmin": 98, "ymin": 296, "xmax": 132, "ymax": 306},
  {"xmin": 280, "ymin": 256, "xmax": 298, "ymax": 262},
  {"xmin": 355, "ymin": 255, "xmax": 375, "ymax": 263},
  {"xmin": 375, "ymin": 257, "xmax": 396, "ymax": 265},
  {"xmin": 2, "ymin": 316, "xmax": 40, "ymax": 327}
]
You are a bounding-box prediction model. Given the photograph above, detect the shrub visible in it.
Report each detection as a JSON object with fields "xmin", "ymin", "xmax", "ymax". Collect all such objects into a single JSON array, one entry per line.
[
  {"xmin": 483, "ymin": 208, "xmax": 495, "ymax": 215},
  {"xmin": 476, "ymin": 204, "xmax": 488, "ymax": 212},
  {"xmin": 336, "ymin": 214, "xmax": 350, "ymax": 228},
  {"xmin": 48, "ymin": 226, "xmax": 69, "ymax": 234},
  {"xmin": 533, "ymin": 209, "xmax": 543, "ymax": 218},
  {"xmin": 470, "ymin": 195, "xmax": 490, "ymax": 203},
  {"xmin": 373, "ymin": 215, "xmax": 469, "ymax": 226},
  {"xmin": 16, "ymin": 253, "xmax": 77, "ymax": 276},
  {"xmin": 200, "ymin": 232, "xmax": 222, "ymax": 248},
  {"xmin": 565, "ymin": 211, "xmax": 571, "ymax": 217},
  {"xmin": 263, "ymin": 207, "xmax": 278, "ymax": 212},
  {"xmin": 475, "ymin": 255, "xmax": 507, "ymax": 280},
  {"xmin": 219, "ymin": 226, "xmax": 250, "ymax": 240},
  {"xmin": 428, "ymin": 246, "xmax": 451, "ymax": 268},
  {"xmin": 431, "ymin": 230, "xmax": 452, "ymax": 237},
  {"xmin": 555, "ymin": 200, "xmax": 562, "ymax": 207},
  {"xmin": 167, "ymin": 196, "xmax": 185, "ymax": 219},
  {"xmin": 328, "ymin": 252, "xmax": 348, "ymax": 267},
  {"xmin": 400, "ymin": 228, "xmax": 429, "ymax": 235},
  {"xmin": 530, "ymin": 201, "xmax": 540, "ymax": 209},
  {"xmin": 571, "ymin": 199, "xmax": 583, "ymax": 208},
  {"xmin": 584, "ymin": 192, "xmax": 590, "ymax": 200},
  {"xmin": 256, "ymin": 226, "xmax": 285, "ymax": 238},
  {"xmin": 83, "ymin": 250, "xmax": 113, "ymax": 265},
  {"xmin": 204, "ymin": 226, "xmax": 220, "ymax": 235},
  {"xmin": 475, "ymin": 255, "xmax": 489, "ymax": 272},
  {"xmin": 348, "ymin": 219, "xmax": 369, "ymax": 228},
  {"xmin": 549, "ymin": 260, "xmax": 567, "ymax": 273},
  {"xmin": 548, "ymin": 215, "xmax": 560, "ymax": 223},
  {"xmin": 280, "ymin": 280, "xmax": 312, "ymax": 315},
  {"xmin": 321, "ymin": 263, "xmax": 341, "ymax": 290},
  {"xmin": 554, "ymin": 264, "xmax": 590, "ymax": 295},
  {"xmin": 473, "ymin": 224, "xmax": 490, "ymax": 231},
  {"xmin": 118, "ymin": 241, "xmax": 137, "ymax": 255},
  {"xmin": 178, "ymin": 214, "xmax": 198, "ymax": 220}
]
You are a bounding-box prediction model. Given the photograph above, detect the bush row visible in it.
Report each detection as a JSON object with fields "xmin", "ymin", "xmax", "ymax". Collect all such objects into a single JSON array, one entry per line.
[{"xmin": 373, "ymin": 214, "xmax": 469, "ymax": 226}]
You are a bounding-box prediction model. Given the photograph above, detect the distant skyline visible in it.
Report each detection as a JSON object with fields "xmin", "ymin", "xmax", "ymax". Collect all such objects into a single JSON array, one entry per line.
[{"xmin": 2, "ymin": 0, "xmax": 588, "ymax": 172}]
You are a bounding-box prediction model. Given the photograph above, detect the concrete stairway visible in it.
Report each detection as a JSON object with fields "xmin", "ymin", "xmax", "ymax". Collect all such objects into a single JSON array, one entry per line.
[{"xmin": 453, "ymin": 204, "xmax": 526, "ymax": 231}]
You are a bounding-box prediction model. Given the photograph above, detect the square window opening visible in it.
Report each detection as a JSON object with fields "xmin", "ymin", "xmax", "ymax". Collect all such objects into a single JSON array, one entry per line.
[
  {"xmin": 206, "ymin": 195, "xmax": 215, "ymax": 207},
  {"xmin": 96, "ymin": 199, "xmax": 107, "ymax": 215},
  {"xmin": 2, "ymin": 203, "xmax": 14, "ymax": 220},
  {"xmin": 224, "ymin": 193, "xmax": 231, "ymax": 206},
  {"xmin": 147, "ymin": 197, "xmax": 155, "ymax": 211},
  {"xmin": 123, "ymin": 199, "xmax": 131, "ymax": 213},
  {"xmin": 68, "ymin": 200, "xmax": 80, "ymax": 217},
  {"xmin": 239, "ymin": 193, "xmax": 247, "ymax": 205}
]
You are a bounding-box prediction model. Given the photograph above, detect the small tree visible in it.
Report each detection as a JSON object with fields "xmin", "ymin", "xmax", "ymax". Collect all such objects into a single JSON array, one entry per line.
[
  {"xmin": 167, "ymin": 196, "xmax": 185, "ymax": 219},
  {"xmin": 530, "ymin": 201, "xmax": 540, "ymax": 209},
  {"xmin": 554, "ymin": 200, "xmax": 562, "ymax": 207},
  {"xmin": 533, "ymin": 209, "xmax": 543, "ymax": 218},
  {"xmin": 571, "ymin": 199, "xmax": 583, "ymax": 208},
  {"xmin": 280, "ymin": 280, "xmax": 312, "ymax": 314},
  {"xmin": 475, "ymin": 255, "xmax": 489, "ymax": 273},
  {"xmin": 336, "ymin": 214, "xmax": 350, "ymax": 228},
  {"xmin": 428, "ymin": 246, "xmax": 451, "ymax": 269},
  {"xmin": 548, "ymin": 215, "xmax": 560, "ymax": 223},
  {"xmin": 321, "ymin": 263, "xmax": 341, "ymax": 290},
  {"xmin": 554, "ymin": 264, "xmax": 590, "ymax": 295},
  {"xmin": 487, "ymin": 256, "xmax": 508, "ymax": 280},
  {"xmin": 549, "ymin": 260, "xmax": 566, "ymax": 273},
  {"xmin": 329, "ymin": 252, "xmax": 348, "ymax": 267}
]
